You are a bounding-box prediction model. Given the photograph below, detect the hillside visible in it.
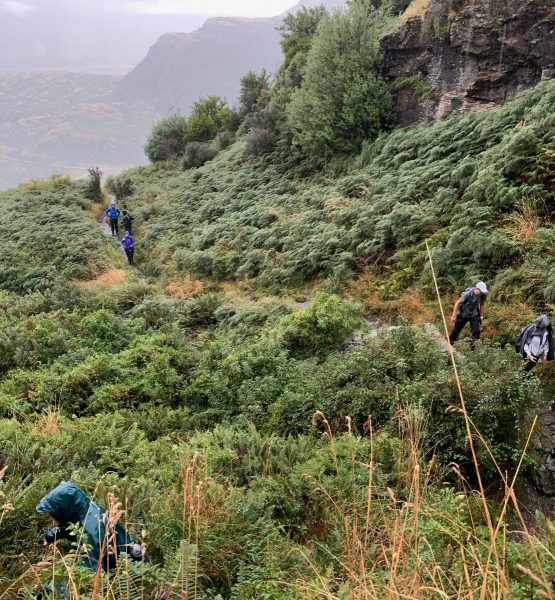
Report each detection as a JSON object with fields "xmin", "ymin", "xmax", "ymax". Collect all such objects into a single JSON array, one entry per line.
[
  {"xmin": 0, "ymin": 1, "xmax": 554, "ymax": 597},
  {"xmin": 1, "ymin": 76, "xmax": 554, "ymax": 597}
]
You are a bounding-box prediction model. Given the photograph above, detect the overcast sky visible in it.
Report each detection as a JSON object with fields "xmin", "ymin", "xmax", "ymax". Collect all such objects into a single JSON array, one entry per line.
[{"xmin": 1, "ymin": 0, "xmax": 298, "ymax": 17}]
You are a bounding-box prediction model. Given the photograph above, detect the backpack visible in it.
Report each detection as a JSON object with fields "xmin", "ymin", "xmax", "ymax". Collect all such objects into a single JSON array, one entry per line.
[
  {"xmin": 514, "ymin": 324, "xmax": 535, "ymax": 354},
  {"xmin": 459, "ymin": 288, "xmax": 482, "ymax": 319},
  {"xmin": 107, "ymin": 207, "xmax": 119, "ymax": 219}
]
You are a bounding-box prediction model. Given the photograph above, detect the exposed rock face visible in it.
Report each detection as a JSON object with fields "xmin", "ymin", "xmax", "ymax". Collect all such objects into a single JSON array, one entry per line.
[{"xmin": 381, "ymin": 0, "xmax": 555, "ymax": 125}]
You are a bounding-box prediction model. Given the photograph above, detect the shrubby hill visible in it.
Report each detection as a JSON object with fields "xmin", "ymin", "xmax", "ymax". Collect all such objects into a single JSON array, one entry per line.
[{"xmin": 0, "ymin": 1, "xmax": 554, "ymax": 597}]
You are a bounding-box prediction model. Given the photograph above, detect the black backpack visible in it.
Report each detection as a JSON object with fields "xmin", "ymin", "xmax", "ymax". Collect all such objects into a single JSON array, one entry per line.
[{"xmin": 515, "ymin": 324, "xmax": 535, "ymax": 355}]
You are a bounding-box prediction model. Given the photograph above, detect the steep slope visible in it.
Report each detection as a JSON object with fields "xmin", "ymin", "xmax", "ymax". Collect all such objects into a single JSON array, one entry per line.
[
  {"xmin": 0, "ymin": 81, "xmax": 553, "ymax": 598},
  {"xmin": 382, "ymin": 0, "xmax": 555, "ymax": 125}
]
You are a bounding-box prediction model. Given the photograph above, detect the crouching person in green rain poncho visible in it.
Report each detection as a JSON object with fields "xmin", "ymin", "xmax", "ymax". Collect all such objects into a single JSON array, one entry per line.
[{"xmin": 36, "ymin": 481, "xmax": 149, "ymax": 574}]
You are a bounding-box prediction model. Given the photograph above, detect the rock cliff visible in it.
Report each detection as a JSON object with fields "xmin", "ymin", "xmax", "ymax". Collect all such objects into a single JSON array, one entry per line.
[{"xmin": 381, "ymin": 0, "xmax": 555, "ymax": 125}]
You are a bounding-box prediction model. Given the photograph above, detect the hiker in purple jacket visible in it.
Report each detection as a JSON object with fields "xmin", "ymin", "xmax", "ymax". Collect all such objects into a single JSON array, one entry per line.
[{"xmin": 122, "ymin": 231, "xmax": 135, "ymax": 265}]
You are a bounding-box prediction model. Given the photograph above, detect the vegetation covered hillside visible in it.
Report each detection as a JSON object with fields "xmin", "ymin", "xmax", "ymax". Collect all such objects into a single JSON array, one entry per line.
[{"xmin": 1, "ymin": 1, "xmax": 555, "ymax": 598}]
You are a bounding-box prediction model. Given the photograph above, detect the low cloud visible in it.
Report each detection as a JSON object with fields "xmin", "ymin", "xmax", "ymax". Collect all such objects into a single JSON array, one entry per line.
[
  {"xmin": 1, "ymin": 0, "xmax": 36, "ymax": 16},
  {"xmin": 117, "ymin": 0, "xmax": 294, "ymax": 17}
]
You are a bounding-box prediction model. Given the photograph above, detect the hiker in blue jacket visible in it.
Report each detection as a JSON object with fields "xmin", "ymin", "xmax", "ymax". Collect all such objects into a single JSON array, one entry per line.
[
  {"xmin": 122, "ymin": 231, "xmax": 135, "ymax": 265},
  {"xmin": 104, "ymin": 200, "xmax": 121, "ymax": 237},
  {"xmin": 37, "ymin": 481, "xmax": 148, "ymax": 572}
]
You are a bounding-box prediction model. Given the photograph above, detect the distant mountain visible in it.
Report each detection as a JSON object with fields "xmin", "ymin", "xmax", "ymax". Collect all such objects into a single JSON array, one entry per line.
[
  {"xmin": 0, "ymin": 4, "xmax": 207, "ymax": 75},
  {"xmin": 115, "ymin": 17, "xmax": 282, "ymax": 113},
  {"xmin": 116, "ymin": 0, "xmax": 347, "ymax": 113}
]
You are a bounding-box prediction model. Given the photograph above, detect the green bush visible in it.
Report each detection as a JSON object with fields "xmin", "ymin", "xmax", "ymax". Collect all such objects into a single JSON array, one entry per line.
[
  {"xmin": 144, "ymin": 114, "xmax": 188, "ymax": 162},
  {"xmin": 186, "ymin": 96, "xmax": 240, "ymax": 143},
  {"xmin": 182, "ymin": 141, "xmax": 219, "ymax": 170},
  {"xmin": 281, "ymin": 292, "xmax": 363, "ymax": 356}
]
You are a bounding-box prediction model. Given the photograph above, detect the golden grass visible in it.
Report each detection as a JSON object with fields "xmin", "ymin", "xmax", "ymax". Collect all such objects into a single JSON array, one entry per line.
[
  {"xmin": 88, "ymin": 200, "xmax": 108, "ymax": 222},
  {"xmin": 502, "ymin": 200, "xmax": 542, "ymax": 244},
  {"xmin": 168, "ymin": 275, "xmax": 205, "ymax": 299},
  {"xmin": 402, "ymin": 0, "xmax": 431, "ymax": 21},
  {"xmin": 76, "ymin": 268, "xmax": 128, "ymax": 291},
  {"xmin": 31, "ymin": 409, "xmax": 62, "ymax": 437},
  {"xmin": 347, "ymin": 271, "xmax": 438, "ymax": 325}
]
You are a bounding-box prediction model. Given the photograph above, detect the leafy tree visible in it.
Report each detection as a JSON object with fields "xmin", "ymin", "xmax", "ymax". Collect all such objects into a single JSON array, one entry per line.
[
  {"xmin": 239, "ymin": 70, "xmax": 271, "ymax": 117},
  {"xmin": 279, "ymin": 6, "xmax": 328, "ymax": 78},
  {"xmin": 286, "ymin": 0, "xmax": 392, "ymax": 164},
  {"xmin": 84, "ymin": 167, "xmax": 102, "ymax": 201},
  {"xmin": 187, "ymin": 96, "xmax": 240, "ymax": 143},
  {"xmin": 144, "ymin": 114, "xmax": 188, "ymax": 162}
]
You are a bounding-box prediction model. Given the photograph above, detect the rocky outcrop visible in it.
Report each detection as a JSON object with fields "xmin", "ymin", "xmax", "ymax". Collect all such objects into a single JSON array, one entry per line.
[{"xmin": 381, "ymin": 0, "xmax": 555, "ymax": 125}]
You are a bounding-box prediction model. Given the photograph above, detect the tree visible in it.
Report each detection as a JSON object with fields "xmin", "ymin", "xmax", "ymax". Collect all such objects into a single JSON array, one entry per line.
[
  {"xmin": 279, "ymin": 6, "xmax": 328, "ymax": 77},
  {"xmin": 144, "ymin": 114, "xmax": 188, "ymax": 162},
  {"xmin": 286, "ymin": 0, "xmax": 392, "ymax": 165},
  {"xmin": 187, "ymin": 97, "xmax": 240, "ymax": 143},
  {"xmin": 239, "ymin": 70, "xmax": 271, "ymax": 117},
  {"xmin": 84, "ymin": 167, "xmax": 102, "ymax": 201}
]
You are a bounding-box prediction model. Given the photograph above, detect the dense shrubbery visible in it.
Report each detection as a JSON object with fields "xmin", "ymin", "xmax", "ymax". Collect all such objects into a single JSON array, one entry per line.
[
  {"xmin": 0, "ymin": 176, "xmax": 115, "ymax": 293},
  {"xmin": 1, "ymin": 3, "xmax": 554, "ymax": 597},
  {"xmin": 144, "ymin": 114, "xmax": 188, "ymax": 162},
  {"xmin": 144, "ymin": 98, "xmax": 239, "ymax": 164},
  {"xmin": 129, "ymin": 80, "xmax": 555, "ymax": 308}
]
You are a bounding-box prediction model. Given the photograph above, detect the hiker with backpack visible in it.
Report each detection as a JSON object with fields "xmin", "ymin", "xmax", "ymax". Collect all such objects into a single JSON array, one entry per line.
[
  {"xmin": 449, "ymin": 282, "xmax": 488, "ymax": 349},
  {"xmin": 104, "ymin": 200, "xmax": 121, "ymax": 237},
  {"xmin": 37, "ymin": 481, "xmax": 148, "ymax": 573},
  {"xmin": 122, "ymin": 231, "xmax": 135, "ymax": 265},
  {"xmin": 122, "ymin": 205, "xmax": 134, "ymax": 235},
  {"xmin": 515, "ymin": 315, "xmax": 551, "ymax": 373}
]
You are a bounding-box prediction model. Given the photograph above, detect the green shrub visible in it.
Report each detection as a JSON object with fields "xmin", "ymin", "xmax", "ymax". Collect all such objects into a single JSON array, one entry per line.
[
  {"xmin": 182, "ymin": 141, "xmax": 219, "ymax": 170},
  {"xmin": 84, "ymin": 167, "xmax": 102, "ymax": 201},
  {"xmin": 106, "ymin": 176, "xmax": 135, "ymax": 200},
  {"xmin": 144, "ymin": 114, "xmax": 188, "ymax": 162},
  {"xmin": 281, "ymin": 292, "xmax": 363, "ymax": 357}
]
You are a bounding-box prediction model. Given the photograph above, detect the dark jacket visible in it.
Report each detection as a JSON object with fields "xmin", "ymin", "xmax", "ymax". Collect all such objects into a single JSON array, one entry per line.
[{"xmin": 37, "ymin": 481, "xmax": 145, "ymax": 571}]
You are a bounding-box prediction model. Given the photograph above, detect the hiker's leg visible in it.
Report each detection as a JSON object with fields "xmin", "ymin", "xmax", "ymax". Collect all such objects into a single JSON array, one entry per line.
[
  {"xmin": 110, "ymin": 219, "xmax": 116, "ymax": 236},
  {"xmin": 125, "ymin": 249, "xmax": 131, "ymax": 265},
  {"xmin": 129, "ymin": 248, "xmax": 134, "ymax": 265},
  {"xmin": 115, "ymin": 220, "xmax": 119, "ymax": 236},
  {"xmin": 449, "ymin": 317, "xmax": 467, "ymax": 344},
  {"xmin": 524, "ymin": 358, "xmax": 538, "ymax": 374},
  {"xmin": 469, "ymin": 316, "xmax": 481, "ymax": 350}
]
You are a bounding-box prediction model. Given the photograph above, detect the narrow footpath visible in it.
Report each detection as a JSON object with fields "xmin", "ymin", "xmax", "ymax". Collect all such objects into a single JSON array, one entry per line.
[{"xmin": 97, "ymin": 213, "xmax": 147, "ymax": 283}]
